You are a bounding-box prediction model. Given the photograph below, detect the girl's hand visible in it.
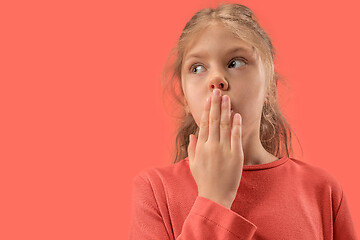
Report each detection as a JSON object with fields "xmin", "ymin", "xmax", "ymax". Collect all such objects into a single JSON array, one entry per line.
[{"xmin": 187, "ymin": 88, "xmax": 244, "ymax": 209}]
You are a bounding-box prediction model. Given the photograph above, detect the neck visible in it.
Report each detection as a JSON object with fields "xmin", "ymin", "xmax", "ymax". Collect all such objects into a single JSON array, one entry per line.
[{"xmin": 241, "ymin": 121, "xmax": 278, "ymax": 166}]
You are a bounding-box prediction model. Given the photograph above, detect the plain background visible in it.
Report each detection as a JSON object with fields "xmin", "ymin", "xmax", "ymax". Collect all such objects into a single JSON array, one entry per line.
[{"xmin": 1, "ymin": 0, "xmax": 359, "ymax": 239}]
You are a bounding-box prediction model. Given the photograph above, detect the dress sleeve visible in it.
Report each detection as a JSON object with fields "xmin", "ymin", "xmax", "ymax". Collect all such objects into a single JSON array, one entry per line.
[
  {"xmin": 333, "ymin": 189, "xmax": 359, "ymax": 240},
  {"xmin": 129, "ymin": 174, "xmax": 257, "ymax": 240}
]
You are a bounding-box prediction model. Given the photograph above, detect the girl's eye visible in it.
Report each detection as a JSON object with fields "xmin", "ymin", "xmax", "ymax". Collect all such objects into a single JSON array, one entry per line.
[
  {"xmin": 190, "ymin": 65, "xmax": 205, "ymax": 74},
  {"xmin": 189, "ymin": 58, "xmax": 246, "ymax": 74},
  {"xmin": 228, "ymin": 58, "xmax": 246, "ymax": 68}
]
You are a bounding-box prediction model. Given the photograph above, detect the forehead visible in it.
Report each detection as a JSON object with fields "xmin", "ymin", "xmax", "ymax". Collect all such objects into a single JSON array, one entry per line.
[{"xmin": 183, "ymin": 22, "xmax": 256, "ymax": 60}]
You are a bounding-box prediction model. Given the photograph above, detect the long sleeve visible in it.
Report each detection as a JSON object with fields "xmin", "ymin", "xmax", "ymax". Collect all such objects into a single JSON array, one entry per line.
[
  {"xmin": 333, "ymin": 190, "xmax": 358, "ymax": 239},
  {"xmin": 129, "ymin": 157, "xmax": 359, "ymax": 239},
  {"xmin": 129, "ymin": 174, "xmax": 257, "ymax": 240},
  {"xmin": 177, "ymin": 196, "xmax": 257, "ymax": 239}
]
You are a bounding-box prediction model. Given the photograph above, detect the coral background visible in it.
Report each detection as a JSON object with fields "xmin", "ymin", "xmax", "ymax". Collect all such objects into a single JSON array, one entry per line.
[{"xmin": 1, "ymin": 0, "xmax": 359, "ymax": 239}]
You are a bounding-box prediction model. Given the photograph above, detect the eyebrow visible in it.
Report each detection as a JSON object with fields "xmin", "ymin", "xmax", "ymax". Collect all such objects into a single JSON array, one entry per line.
[{"xmin": 185, "ymin": 47, "xmax": 254, "ymax": 62}]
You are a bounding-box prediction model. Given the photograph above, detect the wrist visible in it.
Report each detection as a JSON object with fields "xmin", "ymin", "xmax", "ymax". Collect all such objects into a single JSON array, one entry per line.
[{"xmin": 198, "ymin": 194, "xmax": 233, "ymax": 209}]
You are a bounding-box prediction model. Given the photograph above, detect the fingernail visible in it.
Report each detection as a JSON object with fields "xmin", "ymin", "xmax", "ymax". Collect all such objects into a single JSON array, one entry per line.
[
  {"xmin": 213, "ymin": 89, "xmax": 220, "ymax": 96},
  {"xmin": 222, "ymin": 95, "xmax": 228, "ymax": 102}
]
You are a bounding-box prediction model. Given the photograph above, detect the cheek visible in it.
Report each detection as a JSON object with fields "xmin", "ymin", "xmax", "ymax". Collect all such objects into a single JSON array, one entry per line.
[
  {"xmin": 241, "ymin": 93, "xmax": 265, "ymax": 123},
  {"xmin": 187, "ymin": 99, "xmax": 204, "ymax": 127}
]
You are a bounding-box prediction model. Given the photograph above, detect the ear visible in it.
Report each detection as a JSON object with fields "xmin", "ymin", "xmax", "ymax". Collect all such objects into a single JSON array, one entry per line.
[
  {"xmin": 184, "ymin": 104, "xmax": 190, "ymax": 114},
  {"xmin": 263, "ymin": 87, "xmax": 270, "ymax": 104},
  {"xmin": 183, "ymin": 98, "xmax": 190, "ymax": 114}
]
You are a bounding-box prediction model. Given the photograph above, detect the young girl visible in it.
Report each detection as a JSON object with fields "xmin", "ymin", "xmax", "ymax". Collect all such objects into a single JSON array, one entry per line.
[{"xmin": 129, "ymin": 3, "xmax": 358, "ymax": 239}]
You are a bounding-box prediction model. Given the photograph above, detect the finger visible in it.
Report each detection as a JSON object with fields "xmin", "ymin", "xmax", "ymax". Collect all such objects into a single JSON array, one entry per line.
[
  {"xmin": 231, "ymin": 113, "xmax": 243, "ymax": 154},
  {"xmin": 220, "ymin": 95, "xmax": 231, "ymax": 148},
  {"xmin": 197, "ymin": 96, "xmax": 211, "ymax": 144},
  {"xmin": 209, "ymin": 89, "xmax": 221, "ymax": 142}
]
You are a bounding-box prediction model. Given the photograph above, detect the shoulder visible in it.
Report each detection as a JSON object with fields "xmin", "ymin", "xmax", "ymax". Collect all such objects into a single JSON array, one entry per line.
[
  {"xmin": 133, "ymin": 157, "xmax": 190, "ymax": 182},
  {"xmin": 288, "ymin": 157, "xmax": 344, "ymax": 197},
  {"xmin": 131, "ymin": 157, "xmax": 193, "ymax": 192}
]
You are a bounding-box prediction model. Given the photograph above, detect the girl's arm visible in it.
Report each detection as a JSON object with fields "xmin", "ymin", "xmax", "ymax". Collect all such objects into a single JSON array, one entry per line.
[
  {"xmin": 333, "ymin": 189, "xmax": 358, "ymax": 239},
  {"xmin": 128, "ymin": 174, "xmax": 257, "ymax": 240}
]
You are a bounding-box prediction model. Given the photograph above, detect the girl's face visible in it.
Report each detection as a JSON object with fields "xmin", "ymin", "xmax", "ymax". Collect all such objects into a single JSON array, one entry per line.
[{"xmin": 181, "ymin": 22, "xmax": 267, "ymax": 134}]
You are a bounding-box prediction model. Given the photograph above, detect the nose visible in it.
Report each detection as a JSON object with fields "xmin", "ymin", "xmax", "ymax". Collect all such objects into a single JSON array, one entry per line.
[{"xmin": 208, "ymin": 71, "xmax": 228, "ymax": 92}]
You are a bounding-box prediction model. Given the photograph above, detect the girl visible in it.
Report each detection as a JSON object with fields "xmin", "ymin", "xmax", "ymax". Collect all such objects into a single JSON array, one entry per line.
[{"xmin": 129, "ymin": 3, "xmax": 358, "ymax": 239}]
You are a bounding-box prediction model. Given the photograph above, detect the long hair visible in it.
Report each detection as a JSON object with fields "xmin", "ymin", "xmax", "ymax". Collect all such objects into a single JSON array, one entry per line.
[{"xmin": 161, "ymin": 3, "xmax": 303, "ymax": 164}]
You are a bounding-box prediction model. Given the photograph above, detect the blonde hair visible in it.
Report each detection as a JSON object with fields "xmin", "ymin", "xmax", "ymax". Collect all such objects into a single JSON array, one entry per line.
[{"xmin": 161, "ymin": 3, "xmax": 302, "ymax": 164}]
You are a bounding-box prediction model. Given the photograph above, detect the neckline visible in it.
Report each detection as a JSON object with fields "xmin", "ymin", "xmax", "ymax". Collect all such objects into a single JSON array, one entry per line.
[
  {"xmin": 183, "ymin": 156, "xmax": 289, "ymax": 171},
  {"xmin": 243, "ymin": 156, "xmax": 289, "ymax": 171}
]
